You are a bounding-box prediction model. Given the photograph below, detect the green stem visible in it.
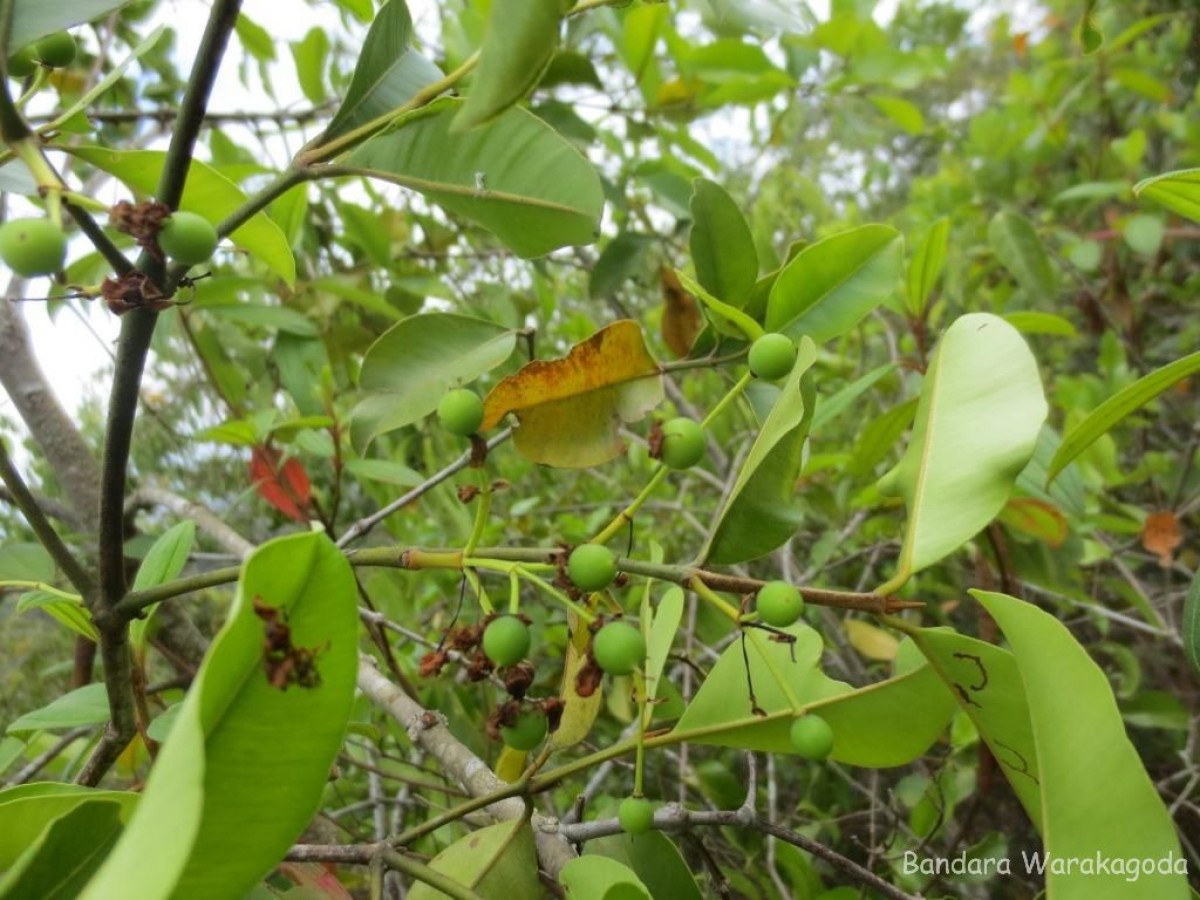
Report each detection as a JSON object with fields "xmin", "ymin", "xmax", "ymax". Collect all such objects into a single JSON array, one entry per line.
[
  {"xmin": 688, "ymin": 575, "xmax": 741, "ymax": 622},
  {"xmin": 378, "ymin": 849, "xmax": 484, "ymax": 900},
  {"xmin": 463, "ymin": 478, "xmax": 490, "ymax": 559},
  {"xmin": 591, "ymin": 467, "xmax": 669, "ymax": 545},
  {"xmin": 700, "ymin": 370, "xmax": 752, "ymax": 428},
  {"xmin": 632, "ymin": 669, "xmax": 647, "ymax": 795}
]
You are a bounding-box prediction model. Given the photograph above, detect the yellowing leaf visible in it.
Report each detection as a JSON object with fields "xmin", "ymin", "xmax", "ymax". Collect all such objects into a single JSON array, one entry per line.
[
  {"xmin": 550, "ymin": 610, "xmax": 603, "ymax": 750},
  {"xmin": 844, "ymin": 620, "xmax": 899, "ymax": 661},
  {"xmin": 999, "ymin": 497, "xmax": 1069, "ymax": 548},
  {"xmin": 482, "ymin": 320, "xmax": 663, "ymax": 467}
]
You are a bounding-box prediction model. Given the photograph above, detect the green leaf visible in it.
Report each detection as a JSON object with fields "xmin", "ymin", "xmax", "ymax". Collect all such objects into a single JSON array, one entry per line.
[
  {"xmin": 15, "ymin": 589, "xmax": 97, "ymax": 641},
  {"xmin": 0, "ymin": 800, "xmax": 123, "ymax": 899},
  {"xmin": 1002, "ymin": 310, "xmax": 1077, "ymax": 337},
  {"xmin": 352, "ymin": 313, "xmax": 518, "ymax": 449},
  {"xmin": 318, "ymin": 0, "xmax": 442, "ymax": 144},
  {"xmin": 455, "ymin": 0, "xmax": 564, "ymax": 130},
  {"xmin": 1047, "ymin": 350, "xmax": 1200, "ymax": 485},
  {"xmin": 877, "ymin": 314, "xmax": 1047, "ymax": 592},
  {"xmin": 0, "ymin": 542, "xmax": 54, "ymax": 581},
  {"xmin": 911, "ymin": 628, "xmax": 1041, "ymax": 827},
  {"xmin": 973, "ymin": 590, "xmax": 1189, "ymax": 899},
  {"xmin": 0, "ymin": 783, "xmax": 138, "ymax": 869},
  {"xmin": 1123, "ymin": 213, "xmax": 1164, "ymax": 256},
  {"xmin": 905, "ymin": 217, "xmax": 948, "ymax": 317},
  {"xmin": 1078, "ymin": 0, "xmax": 1103, "ymax": 53},
  {"xmin": 290, "ymin": 28, "xmax": 329, "ymax": 105},
  {"xmin": 407, "ymin": 819, "xmax": 539, "ymax": 899},
  {"xmin": 673, "ymin": 269, "xmax": 762, "ymax": 341},
  {"xmin": 765, "ymin": 224, "xmax": 904, "ymax": 342},
  {"xmin": 235, "ymin": 13, "xmax": 275, "ymax": 62},
  {"xmin": 589, "ymin": 232, "xmax": 654, "ymax": 299},
  {"xmin": 343, "ymin": 458, "xmax": 423, "ymax": 487},
  {"xmin": 1184, "ymin": 569, "xmax": 1200, "ymax": 677},
  {"xmin": 585, "ymin": 832, "xmax": 702, "ymax": 900},
  {"xmin": 644, "ymin": 586, "xmax": 683, "ymax": 707},
  {"xmin": 7, "ymin": 683, "xmax": 110, "ymax": 734},
  {"xmin": 689, "ymin": 179, "xmax": 758, "ymax": 308},
  {"xmin": 347, "ymin": 98, "xmax": 604, "ymax": 258},
  {"xmin": 8, "ymin": 0, "xmax": 132, "ymax": 51},
  {"xmin": 560, "ymin": 856, "xmax": 652, "ymax": 900},
  {"xmin": 81, "ymin": 532, "xmax": 359, "ymax": 900},
  {"xmin": 132, "ymin": 522, "xmax": 196, "ymax": 592},
  {"xmin": 64, "ymin": 147, "xmax": 296, "ymax": 286},
  {"xmin": 1134, "ymin": 168, "xmax": 1200, "ymax": 223},
  {"xmin": 870, "ymin": 94, "xmax": 925, "ymax": 134},
  {"xmin": 988, "ymin": 210, "xmax": 1057, "ymax": 298},
  {"xmin": 673, "ymin": 622, "xmax": 954, "ymax": 766},
  {"xmin": 810, "ymin": 362, "xmax": 896, "ymax": 432},
  {"xmin": 702, "ymin": 338, "xmax": 816, "ymax": 565}
]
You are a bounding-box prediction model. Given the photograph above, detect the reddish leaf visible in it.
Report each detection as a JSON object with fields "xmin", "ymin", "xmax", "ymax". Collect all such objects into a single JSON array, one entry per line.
[
  {"xmin": 1141, "ymin": 510, "xmax": 1182, "ymax": 567},
  {"xmin": 249, "ymin": 445, "xmax": 311, "ymax": 522}
]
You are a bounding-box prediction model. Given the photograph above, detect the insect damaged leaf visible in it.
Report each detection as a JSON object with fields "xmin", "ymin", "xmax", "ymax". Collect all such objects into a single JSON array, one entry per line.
[{"xmin": 482, "ymin": 320, "xmax": 663, "ymax": 467}]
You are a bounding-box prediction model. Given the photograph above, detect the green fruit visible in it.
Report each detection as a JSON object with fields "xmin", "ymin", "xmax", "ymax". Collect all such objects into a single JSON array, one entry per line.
[
  {"xmin": 756, "ymin": 580, "xmax": 804, "ymax": 627},
  {"xmin": 790, "ymin": 714, "xmax": 834, "ymax": 760},
  {"xmin": 618, "ymin": 797, "xmax": 655, "ymax": 834},
  {"xmin": 437, "ymin": 388, "xmax": 484, "ymax": 437},
  {"xmin": 0, "ymin": 218, "xmax": 65, "ymax": 276},
  {"xmin": 158, "ymin": 211, "xmax": 218, "ymax": 265},
  {"xmin": 482, "ymin": 616, "xmax": 530, "ymax": 667},
  {"xmin": 500, "ymin": 708, "xmax": 547, "ymax": 751},
  {"xmin": 660, "ymin": 417, "xmax": 705, "ymax": 470},
  {"xmin": 7, "ymin": 45, "xmax": 37, "ymax": 79},
  {"xmin": 568, "ymin": 544, "xmax": 616, "ymax": 592},
  {"xmin": 748, "ymin": 333, "xmax": 796, "ymax": 381},
  {"xmin": 591, "ymin": 621, "xmax": 646, "ymax": 676},
  {"xmin": 33, "ymin": 32, "xmax": 76, "ymax": 69}
]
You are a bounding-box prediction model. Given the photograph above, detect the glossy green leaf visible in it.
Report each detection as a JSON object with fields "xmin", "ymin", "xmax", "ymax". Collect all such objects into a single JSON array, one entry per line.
[
  {"xmin": 1047, "ymin": 349, "xmax": 1200, "ymax": 485},
  {"xmin": 673, "ymin": 622, "xmax": 954, "ymax": 766},
  {"xmin": 585, "ymin": 832, "xmax": 702, "ymax": 900},
  {"xmin": 455, "ymin": 0, "xmax": 564, "ymax": 130},
  {"xmin": 8, "ymin": 0, "xmax": 132, "ymax": 50},
  {"xmin": 1184, "ymin": 569, "xmax": 1200, "ymax": 677},
  {"xmin": 905, "ymin": 217, "xmax": 948, "ymax": 317},
  {"xmin": 347, "ymin": 98, "xmax": 604, "ymax": 258},
  {"xmin": 318, "ymin": 0, "xmax": 443, "ymax": 144},
  {"xmin": 408, "ymin": 819, "xmax": 539, "ymax": 899},
  {"xmin": 673, "ymin": 269, "xmax": 762, "ymax": 341},
  {"xmin": 766, "ymin": 224, "xmax": 904, "ymax": 342},
  {"xmin": 0, "ymin": 800, "xmax": 123, "ymax": 899},
  {"xmin": 7, "ymin": 683, "xmax": 109, "ymax": 734},
  {"xmin": 988, "ymin": 210, "xmax": 1057, "ymax": 298},
  {"xmin": 911, "ymin": 628, "xmax": 1041, "ymax": 827},
  {"xmin": 702, "ymin": 339, "xmax": 816, "ymax": 565},
  {"xmin": 876, "ymin": 314, "xmax": 1047, "ymax": 592},
  {"xmin": 689, "ymin": 179, "xmax": 758, "ymax": 308},
  {"xmin": 560, "ymin": 855, "xmax": 652, "ymax": 900},
  {"xmin": 1134, "ymin": 168, "xmax": 1200, "ymax": 223},
  {"xmin": 352, "ymin": 313, "xmax": 518, "ymax": 449},
  {"xmin": 82, "ymin": 532, "xmax": 359, "ymax": 900},
  {"xmin": 974, "ymin": 590, "xmax": 1189, "ymax": 899},
  {"xmin": 65, "ymin": 147, "xmax": 296, "ymax": 285},
  {"xmin": 0, "ymin": 783, "xmax": 138, "ymax": 869},
  {"xmin": 14, "ymin": 588, "xmax": 96, "ymax": 641},
  {"xmin": 644, "ymin": 586, "xmax": 683, "ymax": 708},
  {"xmin": 131, "ymin": 522, "xmax": 196, "ymax": 593}
]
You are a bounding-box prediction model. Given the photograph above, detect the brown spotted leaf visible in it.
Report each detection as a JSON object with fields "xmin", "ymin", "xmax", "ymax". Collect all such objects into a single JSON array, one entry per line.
[
  {"xmin": 481, "ymin": 320, "xmax": 663, "ymax": 467},
  {"xmin": 1142, "ymin": 510, "xmax": 1182, "ymax": 567},
  {"xmin": 660, "ymin": 266, "xmax": 702, "ymax": 359},
  {"xmin": 999, "ymin": 497, "xmax": 1069, "ymax": 548}
]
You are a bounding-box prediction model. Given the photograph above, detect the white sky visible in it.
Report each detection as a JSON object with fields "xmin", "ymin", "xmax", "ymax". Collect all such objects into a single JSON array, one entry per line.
[{"xmin": 10, "ymin": 0, "xmax": 1033, "ymax": 425}]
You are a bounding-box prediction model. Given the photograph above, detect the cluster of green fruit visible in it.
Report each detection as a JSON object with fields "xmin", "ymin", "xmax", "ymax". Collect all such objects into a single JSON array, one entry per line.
[
  {"xmin": 0, "ymin": 209, "xmax": 219, "ymax": 279},
  {"xmin": 7, "ymin": 31, "xmax": 76, "ymax": 78}
]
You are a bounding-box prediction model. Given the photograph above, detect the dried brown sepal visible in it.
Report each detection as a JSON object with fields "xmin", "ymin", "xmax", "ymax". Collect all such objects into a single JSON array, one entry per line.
[
  {"xmin": 490, "ymin": 479, "xmax": 511, "ymax": 492},
  {"xmin": 647, "ymin": 419, "xmax": 665, "ymax": 460},
  {"xmin": 502, "ymin": 661, "xmax": 536, "ymax": 699},
  {"xmin": 101, "ymin": 271, "xmax": 172, "ymax": 315},
  {"xmin": 487, "ymin": 699, "xmax": 525, "ymax": 742},
  {"xmin": 465, "ymin": 648, "xmax": 494, "ymax": 682},
  {"xmin": 457, "ymin": 484, "xmax": 481, "ymax": 504},
  {"xmin": 418, "ymin": 650, "xmax": 449, "ymax": 678},
  {"xmin": 253, "ymin": 596, "xmax": 326, "ymax": 690},
  {"xmin": 446, "ymin": 623, "xmax": 482, "ymax": 652},
  {"xmin": 469, "ymin": 433, "xmax": 489, "ymax": 468},
  {"xmin": 614, "ymin": 572, "xmax": 630, "ymax": 588},
  {"xmin": 108, "ymin": 200, "xmax": 170, "ymax": 260}
]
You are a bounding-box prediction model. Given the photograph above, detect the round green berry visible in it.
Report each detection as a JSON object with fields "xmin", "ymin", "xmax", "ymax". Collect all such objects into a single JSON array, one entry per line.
[
  {"xmin": 7, "ymin": 45, "xmax": 37, "ymax": 79},
  {"xmin": 567, "ymin": 544, "xmax": 616, "ymax": 592},
  {"xmin": 618, "ymin": 796, "xmax": 655, "ymax": 835},
  {"xmin": 756, "ymin": 580, "xmax": 804, "ymax": 628},
  {"xmin": 157, "ymin": 211, "xmax": 218, "ymax": 265},
  {"xmin": 591, "ymin": 621, "xmax": 646, "ymax": 676},
  {"xmin": 790, "ymin": 714, "xmax": 834, "ymax": 761},
  {"xmin": 500, "ymin": 708, "xmax": 547, "ymax": 751},
  {"xmin": 482, "ymin": 616, "xmax": 530, "ymax": 668},
  {"xmin": 33, "ymin": 32, "xmax": 76, "ymax": 69},
  {"xmin": 748, "ymin": 333, "xmax": 796, "ymax": 381},
  {"xmin": 437, "ymin": 388, "xmax": 484, "ymax": 437},
  {"xmin": 660, "ymin": 417, "xmax": 705, "ymax": 470},
  {"xmin": 0, "ymin": 218, "xmax": 65, "ymax": 276}
]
